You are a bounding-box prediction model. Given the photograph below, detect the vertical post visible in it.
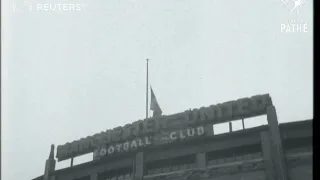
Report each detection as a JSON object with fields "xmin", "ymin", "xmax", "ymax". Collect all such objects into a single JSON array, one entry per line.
[
  {"xmin": 146, "ymin": 59, "xmax": 149, "ymax": 119},
  {"xmin": 242, "ymin": 119, "xmax": 245, "ymax": 129},
  {"xmin": 204, "ymin": 124, "xmax": 214, "ymax": 136},
  {"xmin": 260, "ymin": 131, "xmax": 276, "ymax": 180},
  {"xmin": 44, "ymin": 159, "xmax": 56, "ymax": 180},
  {"xmin": 229, "ymin": 122, "xmax": 232, "ymax": 132},
  {"xmin": 70, "ymin": 158, "xmax": 74, "ymax": 167},
  {"xmin": 132, "ymin": 157, "xmax": 136, "ymax": 180},
  {"xmin": 93, "ymin": 149, "xmax": 100, "ymax": 161},
  {"xmin": 44, "ymin": 145, "xmax": 56, "ymax": 180},
  {"xmin": 266, "ymin": 105, "xmax": 288, "ymax": 180},
  {"xmin": 135, "ymin": 152, "xmax": 144, "ymax": 180},
  {"xmin": 196, "ymin": 152, "xmax": 207, "ymax": 169},
  {"xmin": 90, "ymin": 173, "xmax": 98, "ymax": 180}
]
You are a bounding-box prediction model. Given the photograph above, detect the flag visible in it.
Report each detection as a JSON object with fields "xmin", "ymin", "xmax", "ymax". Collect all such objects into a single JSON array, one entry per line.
[{"xmin": 150, "ymin": 87, "xmax": 162, "ymax": 117}]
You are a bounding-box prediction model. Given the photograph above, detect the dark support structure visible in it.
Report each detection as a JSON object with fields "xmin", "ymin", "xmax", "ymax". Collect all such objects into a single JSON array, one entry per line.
[
  {"xmin": 260, "ymin": 131, "xmax": 276, "ymax": 180},
  {"xmin": 44, "ymin": 145, "xmax": 56, "ymax": 180},
  {"xmin": 242, "ymin": 119, "xmax": 245, "ymax": 129},
  {"xmin": 266, "ymin": 105, "xmax": 288, "ymax": 180},
  {"xmin": 135, "ymin": 152, "xmax": 144, "ymax": 180},
  {"xmin": 196, "ymin": 152, "xmax": 207, "ymax": 169},
  {"xmin": 205, "ymin": 124, "xmax": 214, "ymax": 136},
  {"xmin": 32, "ymin": 95, "xmax": 312, "ymax": 180},
  {"xmin": 71, "ymin": 158, "xmax": 74, "ymax": 167},
  {"xmin": 34, "ymin": 120, "xmax": 312, "ymax": 180},
  {"xmin": 90, "ymin": 173, "xmax": 97, "ymax": 180}
]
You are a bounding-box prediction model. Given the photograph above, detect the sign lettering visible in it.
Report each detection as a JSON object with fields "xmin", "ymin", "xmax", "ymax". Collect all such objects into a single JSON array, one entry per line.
[
  {"xmin": 169, "ymin": 126, "xmax": 204, "ymax": 141},
  {"xmin": 57, "ymin": 94, "xmax": 272, "ymax": 161},
  {"xmin": 94, "ymin": 126, "xmax": 206, "ymax": 160}
]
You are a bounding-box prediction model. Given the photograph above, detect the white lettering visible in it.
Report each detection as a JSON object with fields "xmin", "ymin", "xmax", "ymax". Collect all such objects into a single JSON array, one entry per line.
[
  {"xmin": 138, "ymin": 139, "xmax": 144, "ymax": 146},
  {"xmin": 97, "ymin": 137, "xmax": 153, "ymax": 157},
  {"xmin": 281, "ymin": 21, "xmax": 308, "ymax": 33},
  {"xmin": 145, "ymin": 137, "xmax": 151, "ymax": 145},
  {"xmin": 123, "ymin": 142, "xmax": 129, "ymax": 151},
  {"xmin": 281, "ymin": 24, "xmax": 286, "ymax": 32},
  {"xmin": 170, "ymin": 132, "xmax": 177, "ymax": 140},
  {"xmin": 131, "ymin": 140, "xmax": 138, "ymax": 149},
  {"xmin": 108, "ymin": 146, "xmax": 115, "ymax": 154},
  {"xmin": 303, "ymin": 23, "xmax": 308, "ymax": 32},
  {"xmin": 76, "ymin": 4, "xmax": 81, "ymax": 11},
  {"xmin": 187, "ymin": 128, "xmax": 195, "ymax": 136},
  {"xmin": 37, "ymin": 4, "xmax": 43, "ymax": 10},
  {"xmin": 48, "ymin": 4, "xmax": 56, "ymax": 11},
  {"xmin": 63, "ymin": 4, "xmax": 68, "ymax": 11},
  {"xmin": 197, "ymin": 126, "xmax": 205, "ymax": 135},
  {"xmin": 115, "ymin": 144, "xmax": 122, "ymax": 152},
  {"xmin": 69, "ymin": 4, "xmax": 75, "ymax": 10},
  {"xmin": 286, "ymin": 25, "xmax": 291, "ymax": 33},
  {"xmin": 179, "ymin": 130, "xmax": 186, "ymax": 139},
  {"xmin": 296, "ymin": 24, "xmax": 302, "ymax": 32},
  {"xmin": 168, "ymin": 126, "xmax": 205, "ymax": 141},
  {"xmin": 100, "ymin": 148, "xmax": 107, "ymax": 156},
  {"xmin": 43, "ymin": 4, "xmax": 49, "ymax": 11},
  {"xmin": 57, "ymin": 4, "xmax": 62, "ymax": 10}
]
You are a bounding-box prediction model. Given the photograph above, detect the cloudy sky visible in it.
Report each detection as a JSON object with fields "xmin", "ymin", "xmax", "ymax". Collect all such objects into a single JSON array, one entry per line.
[{"xmin": 2, "ymin": 0, "xmax": 313, "ymax": 179}]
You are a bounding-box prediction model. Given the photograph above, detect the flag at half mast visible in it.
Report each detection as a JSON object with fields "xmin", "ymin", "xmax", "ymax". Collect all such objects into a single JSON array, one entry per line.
[{"xmin": 150, "ymin": 87, "xmax": 162, "ymax": 117}]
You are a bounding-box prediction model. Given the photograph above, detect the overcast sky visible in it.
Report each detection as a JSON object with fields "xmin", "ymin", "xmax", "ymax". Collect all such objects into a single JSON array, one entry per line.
[{"xmin": 2, "ymin": 0, "xmax": 313, "ymax": 179}]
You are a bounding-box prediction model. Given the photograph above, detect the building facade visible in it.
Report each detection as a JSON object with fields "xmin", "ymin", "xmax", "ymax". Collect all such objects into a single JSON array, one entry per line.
[{"xmin": 32, "ymin": 94, "xmax": 313, "ymax": 180}]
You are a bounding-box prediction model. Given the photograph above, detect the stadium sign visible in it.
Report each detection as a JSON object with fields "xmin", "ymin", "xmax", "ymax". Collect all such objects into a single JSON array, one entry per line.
[
  {"xmin": 93, "ymin": 126, "xmax": 205, "ymax": 159},
  {"xmin": 56, "ymin": 94, "xmax": 272, "ymax": 161}
]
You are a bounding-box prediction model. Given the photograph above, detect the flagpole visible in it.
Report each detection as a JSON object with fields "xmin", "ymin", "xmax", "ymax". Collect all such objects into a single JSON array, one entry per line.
[{"xmin": 146, "ymin": 59, "xmax": 149, "ymax": 119}]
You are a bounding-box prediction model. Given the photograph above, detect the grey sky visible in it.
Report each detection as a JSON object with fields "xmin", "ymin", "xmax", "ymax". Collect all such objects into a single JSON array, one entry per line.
[{"xmin": 2, "ymin": 0, "xmax": 313, "ymax": 179}]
